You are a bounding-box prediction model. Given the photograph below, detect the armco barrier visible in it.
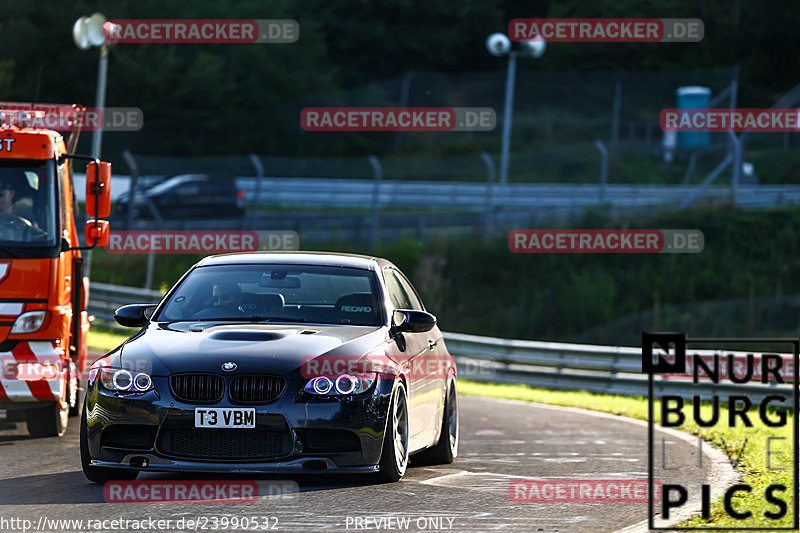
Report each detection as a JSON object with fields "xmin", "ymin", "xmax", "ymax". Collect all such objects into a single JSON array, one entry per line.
[
  {"xmin": 88, "ymin": 282, "xmax": 164, "ymax": 325},
  {"xmin": 88, "ymin": 283, "xmax": 795, "ymax": 401},
  {"xmin": 445, "ymin": 331, "xmax": 795, "ymax": 402}
]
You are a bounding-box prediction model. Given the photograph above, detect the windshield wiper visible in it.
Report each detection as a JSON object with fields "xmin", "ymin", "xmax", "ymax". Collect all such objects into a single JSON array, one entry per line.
[
  {"xmin": 258, "ymin": 316, "xmax": 306, "ymax": 323},
  {"xmin": 187, "ymin": 315, "xmax": 306, "ymax": 323},
  {"xmin": 189, "ymin": 317, "xmax": 256, "ymax": 321},
  {"xmin": 0, "ymin": 245, "xmax": 19, "ymax": 258}
]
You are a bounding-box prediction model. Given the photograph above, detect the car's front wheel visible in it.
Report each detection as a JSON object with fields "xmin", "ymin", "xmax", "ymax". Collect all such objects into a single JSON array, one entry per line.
[
  {"xmin": 379, "ymin": 381, "xmax": 409, "ymax": 482},
  {"xmin": 80, "ymin": 404, "xmax": 139, "ymax": 483}
]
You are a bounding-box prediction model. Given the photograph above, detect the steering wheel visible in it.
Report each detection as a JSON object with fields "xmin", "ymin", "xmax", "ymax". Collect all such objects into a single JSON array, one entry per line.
[
  {"xmin": 0, "ymin": 213, "xmax": 32, "ymax": 229},
  {"xmin": 0, "ymin": 214, "xmax": 47, "ymax": 241}
]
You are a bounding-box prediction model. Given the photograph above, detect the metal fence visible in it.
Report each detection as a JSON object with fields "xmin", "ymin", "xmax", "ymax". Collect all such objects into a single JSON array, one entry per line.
[
  {"xmin": 103, "ymin": 67, "xmax": 800, "ymax": 244},
  {"xmin": 88, "ymin": 282, "xmax": 793, "ymax": 401}
]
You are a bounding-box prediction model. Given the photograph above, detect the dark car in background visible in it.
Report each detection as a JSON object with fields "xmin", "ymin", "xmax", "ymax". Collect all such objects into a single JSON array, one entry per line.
[
  {"xmin": 81, "ymin": 252, "xmax": 458, "ymax": 483},
  {"xmin": 114, "ymin": 174, "xmax": 245, "ymax": 221}
]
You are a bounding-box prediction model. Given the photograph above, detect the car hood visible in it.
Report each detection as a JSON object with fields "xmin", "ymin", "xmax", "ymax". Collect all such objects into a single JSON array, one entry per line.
[{"xmin": 118, "ymin": 322, "xmax": 387, "ymax": 377}]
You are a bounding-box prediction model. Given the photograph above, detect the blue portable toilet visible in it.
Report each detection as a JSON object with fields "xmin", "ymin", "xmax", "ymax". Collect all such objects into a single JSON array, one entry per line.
[{"xmin": 676, "ymin": 86, "xmax": 711, "ymax": 149}]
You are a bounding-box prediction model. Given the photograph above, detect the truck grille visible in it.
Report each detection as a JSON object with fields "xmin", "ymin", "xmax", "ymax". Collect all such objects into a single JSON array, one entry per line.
[
  {"xmin": 158, "ymin": 429, "xmax": 292, "ymax": 459},
  {"xmin": 229, "ymin": 375, "xmax": 286, "ymax": 403},
  {"xmin": 170, "ymin": 374, "xmax": 224, "ymax": 403}
]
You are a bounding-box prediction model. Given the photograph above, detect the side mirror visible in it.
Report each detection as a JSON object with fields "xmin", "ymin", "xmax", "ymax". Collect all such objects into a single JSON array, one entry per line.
[
  {"xmin": 391, "ymin": 309, "xmax": 437, "ymax": 334},
  {"xmin": 84, "ymin": 219, "xmax": 110, "ymax": 246},
  {"xmin": 114, "ymin": 304, "xmax": 156, "ymax": 328},
  {"xmin": 85, "ymin": 161, "xmax": 111, "ymax": 217}
]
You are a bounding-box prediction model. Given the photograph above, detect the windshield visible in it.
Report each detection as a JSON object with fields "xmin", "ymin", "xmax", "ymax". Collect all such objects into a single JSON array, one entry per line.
[
  {"xmin": 156, "ymin": 264, "xmax": 383, "ymax": 326},
  {"xmin": 0, "ymin": 159, "xmax": 57, "ymax": 247}
]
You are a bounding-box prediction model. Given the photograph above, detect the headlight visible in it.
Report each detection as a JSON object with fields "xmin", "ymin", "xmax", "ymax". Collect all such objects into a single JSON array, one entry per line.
[
  {"xmin": 10, "ymin": 311, "xmax": 46, "ymax": 334},
  {"xmin": 304, "ymin": 373, "xmax": 376, "ymax": 396},
  {"xmin": 99, "ymin": 368, "xmax": 154, "ymax": 392}
]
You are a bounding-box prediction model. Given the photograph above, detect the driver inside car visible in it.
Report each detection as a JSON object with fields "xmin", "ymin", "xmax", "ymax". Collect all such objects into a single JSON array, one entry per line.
[{"xmin": 193, "ymin": 281, "xmax": 246, "ymax": 318}]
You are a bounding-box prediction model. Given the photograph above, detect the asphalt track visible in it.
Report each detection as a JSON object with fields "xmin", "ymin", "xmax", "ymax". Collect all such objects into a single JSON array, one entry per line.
[{"xmin": 0, "ymin": 396, "xmax": 726, "ymax": 533}]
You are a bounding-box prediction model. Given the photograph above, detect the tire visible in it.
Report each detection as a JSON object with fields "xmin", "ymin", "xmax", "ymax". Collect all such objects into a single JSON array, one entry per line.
[
  {"xmin": 80, "ymin": 404, "xmax": 139, "ymax": 483},
  {"xmin": 414, "ymin": 378, "xmax": 459, "ymax": 465},
  {"xmin": 26, "ymin": 401, "xmax": 68, "ymax": 438},
  {"xmin": 378, "ymin": 381, "xmax": 409, "ymax": 482}
]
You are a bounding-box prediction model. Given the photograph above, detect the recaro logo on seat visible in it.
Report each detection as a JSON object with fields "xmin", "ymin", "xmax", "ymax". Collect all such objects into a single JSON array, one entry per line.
[{"xmin": 341, "ymin": 306, "xmax": 371, "ymax": 312}]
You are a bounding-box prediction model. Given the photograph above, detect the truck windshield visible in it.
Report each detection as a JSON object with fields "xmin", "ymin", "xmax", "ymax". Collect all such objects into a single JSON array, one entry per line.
[{"xmin": 0, "ymin": 159, "xmax": 57, "ymax": 247}]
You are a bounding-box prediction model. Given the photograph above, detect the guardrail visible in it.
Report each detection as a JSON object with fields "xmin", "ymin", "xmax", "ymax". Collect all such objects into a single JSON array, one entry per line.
[
  {"xmin": 444, "ymin": 331, "xmax": 794, "ymax": 402},
  {"xmin": 234, "ymin": 178, "xmax": 800, "ymax": 211},
  {"xmin": 88, "ymin": 282, "xmax": 794, "ymax": 401},
  {"xmin": 77, "ymin": 174, "xmax": 800, "ymax": 211},
  {"xmin": 88, "ymin": 282, "xmax": 164, "ymax": 325}
]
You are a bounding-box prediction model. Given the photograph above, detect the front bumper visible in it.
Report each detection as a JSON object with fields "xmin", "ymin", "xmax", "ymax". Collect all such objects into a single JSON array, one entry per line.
[
  {"xmin": 91, "ymin": 455, "xmax": 379, "ymax": 474},
  {"xmin": 85, "ymin": 374, "xmax": 394, "ymax": 474}
]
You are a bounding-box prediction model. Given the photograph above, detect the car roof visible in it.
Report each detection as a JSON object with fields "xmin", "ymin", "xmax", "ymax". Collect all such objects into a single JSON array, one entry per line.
[{"xmin": 195, "ymin": 251, "xmax": 387, "ymax": 271}]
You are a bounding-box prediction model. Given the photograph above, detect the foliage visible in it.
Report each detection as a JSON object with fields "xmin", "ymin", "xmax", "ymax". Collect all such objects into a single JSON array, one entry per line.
[{"xmin": 1, "ymin": 0, "xmax": 798, "ymax": 162}]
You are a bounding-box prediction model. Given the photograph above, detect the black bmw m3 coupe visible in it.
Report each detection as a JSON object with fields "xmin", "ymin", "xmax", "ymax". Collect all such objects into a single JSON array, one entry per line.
[{"xmin": 81, "ymin": 252, "xmax": 458, "ymax": 482}]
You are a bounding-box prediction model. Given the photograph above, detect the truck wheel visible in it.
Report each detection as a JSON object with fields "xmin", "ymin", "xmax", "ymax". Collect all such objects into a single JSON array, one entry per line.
[
  {"xmin": 80, "ymin": 404, "xmax": 138, "ymax": 483},
  {"xmin": 26, "ymin": 402, "xmax": 68, "ymax": 437}
]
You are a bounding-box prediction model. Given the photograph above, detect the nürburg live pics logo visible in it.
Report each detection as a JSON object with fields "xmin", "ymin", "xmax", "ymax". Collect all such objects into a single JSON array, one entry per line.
[{"xmin": 643, "ymin": 332, "xmax": 799, "ymax": 530}]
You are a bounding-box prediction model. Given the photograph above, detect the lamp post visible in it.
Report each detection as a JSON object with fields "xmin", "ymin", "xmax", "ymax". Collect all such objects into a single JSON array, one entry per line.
[
  {"xmin": 486, "ymin": 33, "xmax": 545, "ymax": 187},
  {"xmin": 73, "ymin": 13, "xmax": 112, "ymax": 159}
]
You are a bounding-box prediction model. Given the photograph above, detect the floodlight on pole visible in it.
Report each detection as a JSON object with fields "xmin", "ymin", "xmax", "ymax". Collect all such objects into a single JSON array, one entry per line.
[
  {"xmin": 73, "ymin": 13, "xmax": 112, "ymax": 159},
  {"xmin": 486, "ymin": 32, "xmax": 546, "ymax": 188}
]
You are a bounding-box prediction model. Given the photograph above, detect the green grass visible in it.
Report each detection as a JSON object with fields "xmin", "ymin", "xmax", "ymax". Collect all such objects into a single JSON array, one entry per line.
[
  {"xmin": 460, "ymin": 380, "xmax": 795, "ymax": 529},
  {"xmin": 87, "ymin": 325, "xmax": 132, "ymax": 353}
]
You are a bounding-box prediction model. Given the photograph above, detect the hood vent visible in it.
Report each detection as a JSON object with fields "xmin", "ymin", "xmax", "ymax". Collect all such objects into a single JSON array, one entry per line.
[
  {"xmin": 299, "ymin": 329, "xmax": 319, "ymax": 335},
  {"xmin": 208, "ymin": 331, "xmax": 282, "ymax": 342}
]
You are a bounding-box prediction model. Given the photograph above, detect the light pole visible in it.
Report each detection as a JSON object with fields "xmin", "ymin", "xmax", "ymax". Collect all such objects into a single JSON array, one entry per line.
[
  {"xmin": 73, "ymin": 13, "xmax": 112, "ymax": 159},
  {"xmin": 486, "ymin": 33, "xmax": 545, "ymax": 187}
]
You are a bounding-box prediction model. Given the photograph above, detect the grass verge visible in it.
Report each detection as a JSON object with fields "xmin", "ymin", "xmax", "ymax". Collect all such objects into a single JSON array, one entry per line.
[
  {"xmin": 87, "ymin": 325, "xmax": 132, "ymax": 353},
  {"xmin": 460, "ymin": 380, "xmax": 794, "ymax": 529}
]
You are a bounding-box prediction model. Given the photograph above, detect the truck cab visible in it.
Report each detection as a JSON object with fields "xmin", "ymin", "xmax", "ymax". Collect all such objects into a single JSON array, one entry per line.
[{"xmin": 0, "ymin": 106, "xmax": 111, "ymax": 437}]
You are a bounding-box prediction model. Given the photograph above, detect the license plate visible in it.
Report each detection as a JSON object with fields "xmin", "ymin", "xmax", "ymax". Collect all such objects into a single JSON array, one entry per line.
[{"xmin": 194, "ymin": 408, "xmax": 255, "ymax": 428}]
